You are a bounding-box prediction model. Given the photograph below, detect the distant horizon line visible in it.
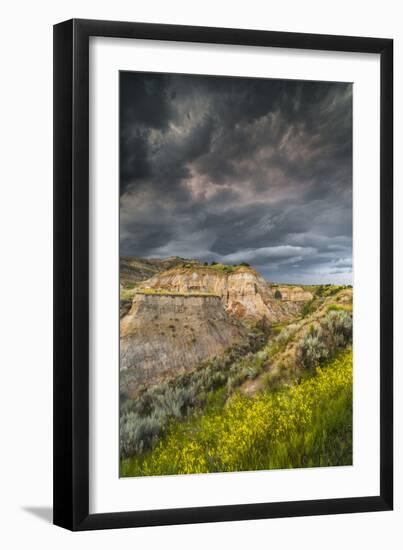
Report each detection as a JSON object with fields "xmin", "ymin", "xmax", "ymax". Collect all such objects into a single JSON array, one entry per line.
[{"xmin": 120, "ymin": 254, "xmax": 352, "ymax": 287}]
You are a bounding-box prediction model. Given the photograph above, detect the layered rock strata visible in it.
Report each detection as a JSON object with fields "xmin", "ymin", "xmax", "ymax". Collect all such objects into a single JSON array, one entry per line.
[{"xmin": 120, "ymin": 292, "xmax": 247, "ymax": 397}]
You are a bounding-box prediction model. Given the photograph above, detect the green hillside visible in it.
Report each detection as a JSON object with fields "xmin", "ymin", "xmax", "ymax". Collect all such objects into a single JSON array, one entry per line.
[{"xmin": 120, "ymin": 285, "xmax": 353, "ymax": 476}]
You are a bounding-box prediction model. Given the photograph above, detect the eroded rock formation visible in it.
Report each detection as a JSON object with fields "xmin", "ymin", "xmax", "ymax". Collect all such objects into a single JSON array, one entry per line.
[
  {"xmin": 119, "ymin": 262, "xmax": 314, "ymax": 395},
  {"xmin": 120, "ymin": 292, "xmax": 247, "ymax": 397},
  {"xmin": 275, "ymin": 286, "xmax": 313, "ymax": 302},
  {"xmin": 138, "ymin": 266, "xmax": 306, "ymax": 323}
]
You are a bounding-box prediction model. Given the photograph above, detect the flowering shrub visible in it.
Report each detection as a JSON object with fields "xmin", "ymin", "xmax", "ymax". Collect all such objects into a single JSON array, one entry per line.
[{"xmin": 121, "ymin": 348, "xmax": 352, "ymax": 476}]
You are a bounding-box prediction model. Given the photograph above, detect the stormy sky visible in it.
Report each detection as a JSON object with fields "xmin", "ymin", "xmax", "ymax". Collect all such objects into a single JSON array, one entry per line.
[{"xmin": 120, "ymin": 72, "xmax": 352, "ymax": 284}]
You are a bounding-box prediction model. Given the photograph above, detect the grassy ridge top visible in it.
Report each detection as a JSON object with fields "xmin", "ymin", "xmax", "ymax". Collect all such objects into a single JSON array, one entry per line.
[
  {"xmin": 151, "ymin": 263, "xmax": 256, "ymax": 277},
  {"xmin": 120, "ymin": 287, "xmax": 220, "ymax": 301},
  {"xmin": 134, "ymin": 288, "xmax": 220, "ymax": 298}
]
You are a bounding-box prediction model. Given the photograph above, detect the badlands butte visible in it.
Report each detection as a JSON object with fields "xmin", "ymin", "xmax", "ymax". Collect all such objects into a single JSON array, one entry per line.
[{"xmin": 120, "ymin": 256, "xmax": 315, "ymax": 397}]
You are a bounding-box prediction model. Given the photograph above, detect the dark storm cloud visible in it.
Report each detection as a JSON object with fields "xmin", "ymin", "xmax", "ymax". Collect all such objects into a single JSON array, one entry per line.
[{"xmin": 120, "ymin": 72, "xmax": 352, "ymax": 284}]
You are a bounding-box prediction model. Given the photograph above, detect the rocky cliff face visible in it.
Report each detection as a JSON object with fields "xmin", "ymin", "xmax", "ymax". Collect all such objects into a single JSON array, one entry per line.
[
  {"xmin": 138, "ymin": 266, "xmax": 304, "ymax": 323},
  {"xmin": 119, "ymin": 261, "xmax": 314, "ymax": 396},
  {"xmin": 120, "ymin": 292, "xmax": 247, "ymax": 397},
  {"xmin": 275, "ymin": 286, "xmax": 313, "ymax": 302}
]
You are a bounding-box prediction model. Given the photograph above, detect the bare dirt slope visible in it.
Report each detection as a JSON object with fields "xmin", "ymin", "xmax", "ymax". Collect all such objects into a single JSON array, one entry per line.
[{"xmin": 120, "ymin": 292, "xmax": 247, "ymax": 397}]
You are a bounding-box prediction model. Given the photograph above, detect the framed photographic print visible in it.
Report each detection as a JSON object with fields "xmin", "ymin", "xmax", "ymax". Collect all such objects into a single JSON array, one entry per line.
[{"xmin": 53, "ymin": 19, "xmax": 393, "ymax": 530}]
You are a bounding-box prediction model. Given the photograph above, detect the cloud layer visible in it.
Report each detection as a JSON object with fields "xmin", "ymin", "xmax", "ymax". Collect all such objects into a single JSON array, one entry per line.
[{"xmin": 120, "ymin": 72, "xmax": 352, "ymax": 284}]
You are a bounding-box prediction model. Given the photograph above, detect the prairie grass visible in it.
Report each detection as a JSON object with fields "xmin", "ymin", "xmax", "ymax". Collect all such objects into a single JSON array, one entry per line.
[
  {"xmin": 121, "ymin": 348, "xmax": 352, "ymax": 476},
  {"xmin": 327, "ymin": 303, "xmax": 353, "ymax": 313},
  {"xmin": 120, "ymin": 287, "xmax": 137, "ymax": 301},
  {"xmin": 207, "ymin": 263, "xmax": 238, "ymax": 273}
]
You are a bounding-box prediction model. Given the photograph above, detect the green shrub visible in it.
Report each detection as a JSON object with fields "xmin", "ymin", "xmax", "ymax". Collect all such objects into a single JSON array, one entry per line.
[
  {"xmin": 255, "ymin": 315, "xmax": 271, "ymax": 336},
  {"xmin": 208, "ymin": 263, "xmax": 236, "ymax": 273},
  {"xmin": 301, "ymin": 299, "xmax": 316, "ymax": 318},
  {"xmin": 323, "ymin": 310, "xmax": 352, "ymax": 348},
  {"xmin": 275, "ymin": 327, "xmax": 292, "ymax": 346},
  {"xmin": 120, "ymin": 412, "xmax": 163, "ymax": 457},
  {"xmin": 315, "ymin": 285, "xmax": 325, "ymax": 297},
  {"xmin": 296, "ymin": 310, "xmax": 352, "ymax": 369},
  {"xmin": 274, "ymin": 289, "xmax": 282, "ymax": 300},
  {"xmin": 124, "ymin": 281, "xmax": 137, "ymax": 289},
  {"xmin": 296, "ymin": 325, "xmax": 329, "ymax": 369},
  {"xmin": 315, "ymin": 285, "xmax": 343, "ymax": 298}
]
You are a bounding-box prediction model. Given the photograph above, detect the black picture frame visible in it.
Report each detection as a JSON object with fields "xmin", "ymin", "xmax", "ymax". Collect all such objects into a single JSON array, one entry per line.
[{"xmin": 53, "ymin": 18, "xmax": 393, "ymax": 531}]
